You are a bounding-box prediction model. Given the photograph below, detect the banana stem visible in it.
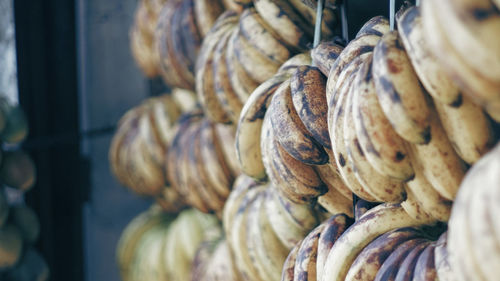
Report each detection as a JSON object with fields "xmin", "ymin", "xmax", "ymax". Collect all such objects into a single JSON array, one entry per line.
[
  {"xmin": 313, "ymin": 0, "xmax": 325, "ymax": 49},
  {"xmin": 340, "ymin": 0, "xmax": 349, "ymax": 43},
  {"xmin": 390, "ymin": 0, "xmax": 395, "ymax": 30}
]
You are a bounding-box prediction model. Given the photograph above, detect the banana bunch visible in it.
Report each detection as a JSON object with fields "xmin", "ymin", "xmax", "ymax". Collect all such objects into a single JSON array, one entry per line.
[
  {"xmin": 196, "ymin": 0, "xmax": 338, "ymax": 124},
  {"xmin": 222, "ymin": 174, "xmax": 332, "ymax": 281},
  {"xmin": 447, "ymin": 143, "xmax": 500, "ymax": 281},
  {"xmin": 130, "ymin": 0, "xmax": 166, "ymax": 77},
  {"xmin": 420, "ymin": 0, "xmax": 500, "ymax": 122},
  {"xmin": 235, "ymin": 52, "xmax": 354, "ymax": 217},
  {"xmin": 165, "ymin": 110, "xmax": 241, "ymax": 214},
  {"xmin": 282, "ymin": 202, "xmax": 450, "ymax": 281},
  {"xmin": 117, "ymin": 206, "xmax": 220, "ymax": 281},
  {"xmin": 109, "ymin": 92, "xmax": 191, "ymax": 210},
  {"xmin": 190, "ymin": 239, "xmax": 241, "ymax": 281}
]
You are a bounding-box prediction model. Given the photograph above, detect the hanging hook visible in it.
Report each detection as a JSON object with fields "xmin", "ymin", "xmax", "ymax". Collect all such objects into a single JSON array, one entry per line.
[
  {"xmin": 390, "ymin": 0, "xmax": 395, "ymax": 31},
  {"xmin": 341, "ymin": 0, "xmax": 349, "ymax": 43},
  {"xmin": 313, "ymin": 0, "xmax": 326, "ymax": 48}
]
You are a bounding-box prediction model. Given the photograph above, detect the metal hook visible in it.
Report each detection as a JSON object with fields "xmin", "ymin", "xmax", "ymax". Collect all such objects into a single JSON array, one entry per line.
[
  {"xmin": 390, "ymin": 0, "xmax": 395, "ymax": 31},
  {"xmin": 313, "ymin": 0, "xmax": 325, "ymax": 48},
  {"xmin": 341, "ymin": 0, "xmax": 349, "ymax": 43}
]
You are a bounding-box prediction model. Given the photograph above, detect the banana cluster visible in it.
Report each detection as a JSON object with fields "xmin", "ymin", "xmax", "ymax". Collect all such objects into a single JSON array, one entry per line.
[
  {"xmin": 447, "ymin": 143, "xmax": 500, "ymax": 281},
  {"xmin": 165, "ymin": 110, "xmax": 241, "ymax": 214},
  {"xmin": 196, "ymin": 0, "xmax": 338, "ymax": 124},
  {"xmin": 109, "ymin": 92, "xmax": 190, "ymax": 209},
  {"xmin": 236, "ymin": 53, "xmax": 354, "ymax": 217},
  {"xmin": 223, "ymin": 175, "xmax": 330, "ymax": 281},
  {"xmin": 190, "ymin": 239, "xmax": 241, "ymax": 280},
  {"xmin": 421, "ymin": 0, "xmax": 500, "ymax": 122},
  {"xmin": 282, "ymin": 203, "xmax": 451, "ymax": 281},
  {"xmin": 117, "ymin": 206, "xmax": 221, "ymax": 281},
  {"xmin": 0, "ymin": 99, "xmax": 48, "ymax": 281}
]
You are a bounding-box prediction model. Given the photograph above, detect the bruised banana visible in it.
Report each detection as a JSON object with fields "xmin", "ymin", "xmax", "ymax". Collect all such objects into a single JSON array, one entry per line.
[
  {"xmin": 293, "ymin": 223, "xmax": 325, "ymax": 281},
  {"xmin": 236, "ymin": 73, "xmax": 289, "ymax": 181},
  {"xmin": 281, "ymin": 242, "xmax": 301, "ymax": 281},
  {"xmin": 372, "ymin": 30, "xmax": 432, "ymax": 145},
  {"xmin": 311, "ymin": 41, "xmax": 344, "ymax": 76},
  {"xmin": 193, "ymin": 0, "xmax": 224, "ymax": 37},
  {"xmin": 355, "ymin": 16, "xmax": 390, "ymax": 38},
  {"xmin": 269, "ymin": 79, "xmax": 328, "ymax": 165}
]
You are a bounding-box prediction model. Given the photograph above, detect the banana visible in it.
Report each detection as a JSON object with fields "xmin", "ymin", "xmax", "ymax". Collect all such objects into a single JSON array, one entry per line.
[
  {"xmin": 434, "ymin": 97, "xmax": 496, "ymax": 164},
  {"xmin": 430, "ymin": 0, "xmax": 500, "ymax": 83},
  {"xmin": 405, "ymin": 147, "xmax": 452, "ymax": 222},
  {"xmin": 321, "ymin": 203, "xmax": 426, "ymax": 281},
  {"xmin": 150, "ymin": 94, "xmax": 181, "ymax": 146},
  {"xmin": 421, "ymin": 0, "xmax": 500, "ymax": 121},
  {"xmin": 311, "ymin": 41, "xmax": 344, "ymax": 76},
  {"xmin": 198, "ymin": 119, "xmax": 234, "ymax": 199},
  {"xmin": 413, "ymin": 243, "xmax": 437, "ymax": 281},
  {"xmin": 193, "ymin": 0, "xmax": 224, "ymax": 37},
  {"xmin": 315, "ymin": 178, "xmax": 353, "ymax": 218},
  {"xmin": 282, "ymin": 243, "xmax": 301, "ymax": 281},
  {"xmin": 354, "ymin": 199, "xmax": 379, "ymax": 221},
  {"xmin": 394, "ymin": 241, "xmax": 431, "ymax": 281},
  {"xmin": 352, "ymin": 55, "xmax": 415, "ymax": 181},
  {"xmin": 262, "ymin": 110, "xmax": 327, "ymax": 202},
  {"xmin": 397, "ymin": 6, "xmax": 461, "ymax": 106},
  {"xmin": 253, "ymin": 0, "xmax": 314, "ymax": 51},
  {"xmin": 344, "ymin": 68, "xmax": 406, "ymax": 203},
  {"xmin": 401, "ymin": 187, "xmax": 435, "ymax": 224},
  {"xmin": 373, "ymin": 238, "xmax": 428, "ymax": 281},
  {"xmin": 223, "ymin": 174, "xmax": 257, "ymax": 237},
  {"xmin": 486, "ymin": 145, "xmax": 500, "ymax": 256},
  {"xmin": 195, "ymin": 18, "xmax": 235, "ymax": 123},
  {"xmin": 164, "ymin": 219, "xmax": 192, "ymax": 280},
  {"xmin": 226, "ymin": 27, "xmax": 261, "ymax": 104},
  {"xmin": 246, "ymin": 193, "xmax": 289, "ymax": 281},
  {"xmin": 291, "ymin": 65, "xmax": 331, "ymax": 149},
  {"xmin": 188, "ymin": 122, "xmax": 226, "ymax": 212},
  {"xmin": 344, "ymin": 227, "xmax": 424, "ymax": 281},
  {"xmin": 434, "ymin": 233, "xmax": 456, "ymax": 281},
  {"xmin": 315, "ymin": 161, "xmax": 353, "ymax": 200},
  {"xmin": 213, "ymin": 28, "xmax": 244, "ymax": 124},
  {"xmin": 409, "ymin": 111, "xmax": 467, "ymax": 201},
  {"xmin": 278, "ymin": 52, "xmax": 312, "ymax": 74},
  {"xmin": 227, "ymin": 185, "xmax": 265, "ymax": 281},
  {"xmin": 293, "ymin": 223, "xmax": 325, "ymax": 281},
  {"xmin": 233, "ymin": 27, "xmax": 281, "ymax": 83},
  {"xmin": 214, "ymin": 124, "xmax": 241, "ymax": 176},
  {"xmin": 372, "ymin": 30, "xmax": 432, "ymax": 144},
  {"xmin": 328, "ymin": 58, "xmax": 378, "ymax": 202},
  {"xmin": 238, "ymin": 8, "xmax": 292, "ymax": 64},
  {"xmin": 171, "ymin": 87, "xmax": 198, "ymax": 113},
  {"xmin": 236, "ymin": 73, "xmax": 289, "ymax": 181},
  {"xmin": 206, "ymin": 240, "xmax": 241, "ymax": 281},
  {"xmin": 326, "ymin": 34, "xmax": 381, "ymax": 104},
  {"xmin": 270, "ymin": 79, "xmax": 328, "ymax": 165},
  {"xmin": 316, "ymin": 214, "xmax": 353, "ymax": 281},
  {"xmin": 288, "ymin": 0, "xmax": 337, "ymax": 38},
  {"xmin": 355, "ymin": 16, "xmax": 390, "ymax": 38},
  {"xmin": 0, "ymin": 150, "xmax": 36, "ymax": 192},
  {"xmin": 265, "ymin": 186, "xmax": 318, "ymax": 249},
  {"xmin": 138, "ymin": 108, "xmax": 166, "ymax": 177}
]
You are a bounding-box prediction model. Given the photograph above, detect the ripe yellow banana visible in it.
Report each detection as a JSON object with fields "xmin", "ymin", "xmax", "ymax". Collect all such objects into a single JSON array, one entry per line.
[
  {"xmin": 311, "ymin": 41, "xmax": 344, "ymax": 76},
  {"xmin": 236, "ymin": 73, "xmax": 289, "ymax": 181},
  {"xmin": 352, "ymin": 55, "xmax": 414, "ymax": 181},
  {"xmin": 321, "ymin": 204, "xmax": 426, "ymax": 281},
  {"xmin": 253, "ymin": 0, "xmax": 313, "ymax": 51},
  {"xmin": 238, "ymin": 8, "xmax": 291, "ymax": 64},
  {"xmin": 269, "ymin": 79, "xmax": 328, "ymax": 165},
  {"xmin": 409, "ymin": 111, "xmax": 467, "ymax": 201},
  {"xmin": 344, "ymin": 69, "xmax": 406, "ymax": 203},
  {"xmin": 290, "ymin": 65, "xmax": 331, "ymax": 149},
  {"xmin": 344, "ymin": 228, "xmax": 424, "ymax": 281},
  {"xmin": 328, "ymin": 58, "xmax": 378, "ymax": 202},
  {"xmin": 397, "ymin": 6, "xmax": 461, "ymax": 106},
  {"xmin": 434, "ymin": 97, "xmax": 496, "ymax": 164},
  {"xmin": 316, "ymin": 214, "xmax": 353, "ymax": 281},
  {"xmin": 326, "ymin": 34, "xmax": 381, "ymax": 104},
  {"xmin": 372, "ymin": 31, "xmax": 431, "ymax": 145},
  {"xmin": 421, "ymin": 0, "xmax": 500, "ymax": 122}
]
